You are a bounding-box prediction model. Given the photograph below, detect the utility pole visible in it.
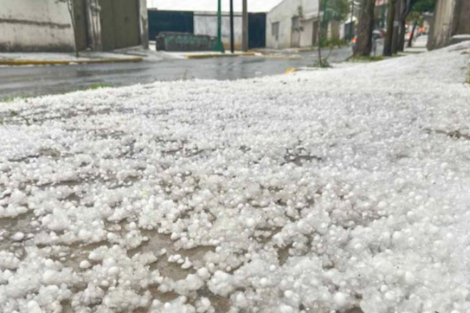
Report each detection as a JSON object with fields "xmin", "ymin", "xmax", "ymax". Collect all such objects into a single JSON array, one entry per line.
[
  {"xmin": 215, "ymin": 0, "xmax": 224, "ymax": 52},
  {"xmin": 242, "ymin": 0, "xmax": 248, "ymax": 52},
  {"xmin": 230, "ymin": 0, "xmax": 235, "ymax": 53}
]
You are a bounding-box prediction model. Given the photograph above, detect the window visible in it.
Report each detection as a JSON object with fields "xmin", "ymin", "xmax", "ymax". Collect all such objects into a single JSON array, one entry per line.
[
  {"xmin": 272, "ymin": 22, "xmax": 280, "ymax": 41},
  {"xmin": 292, "ymin": 16, "xmax": 300, "ymax": 30}
]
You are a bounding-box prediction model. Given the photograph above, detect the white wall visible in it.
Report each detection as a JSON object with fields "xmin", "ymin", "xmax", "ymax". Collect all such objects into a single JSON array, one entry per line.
[
  {"xmin": 266, "ymin": 0, "xmax": 319, "ymax": 49},
  {"xmin": 194, "ymin": 12, "xmax": 243, "ymax": 50},
  {"xmin": 300, "ymin": 17, "xmax": 315, "ymax": 47},
  {"xmin": 0, "ymin": 0, "xmax": 75, "ymax": 52}
]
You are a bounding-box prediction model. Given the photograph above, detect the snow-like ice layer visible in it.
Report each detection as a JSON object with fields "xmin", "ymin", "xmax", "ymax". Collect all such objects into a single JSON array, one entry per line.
[{"xmin": 1, "ymin": 43, "xmax": 470, "ymax": 313}]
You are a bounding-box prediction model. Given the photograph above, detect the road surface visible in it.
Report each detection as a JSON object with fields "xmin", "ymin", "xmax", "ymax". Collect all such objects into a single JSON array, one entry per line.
[{"xmin": 0, "ymin": 47, "xmax": 353, "ymax": 99}]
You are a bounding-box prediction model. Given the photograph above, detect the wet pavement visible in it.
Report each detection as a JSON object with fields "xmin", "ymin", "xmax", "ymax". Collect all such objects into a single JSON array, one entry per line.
[{"xmin": 0, "ymin": 47, "xmax": 353, "ymax": 98}]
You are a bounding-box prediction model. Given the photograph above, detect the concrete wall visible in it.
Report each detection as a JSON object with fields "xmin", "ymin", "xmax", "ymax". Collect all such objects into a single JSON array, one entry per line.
[
  {"xmin": 266, "ymin": 0, "xmax": 319, "ymax": 49},
  {"xmin": 139, "ymin": 0, "xmax": 149, "ymax": 49},
  {"xmin": 194, "ymin": 12, "xmax": 243, "ymax": 50},
  {"xmin": 0, "ymin": 0, "xmax": 75, "ymax": 52},
  {"xmin": 300, "ymin": 17, "xmax": 315, "ymax": 47}
]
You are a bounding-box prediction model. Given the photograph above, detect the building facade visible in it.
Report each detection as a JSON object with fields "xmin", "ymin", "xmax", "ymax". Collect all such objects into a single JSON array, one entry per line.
[
  {"xmin": 148, "ymin": 10, "xmax": 267, "ymax": 50},
  {"xmin": 266, "ymin": 0, "xmax": 320, "ymax": 49},
  {"xmin": 0, "ymin": 0, "xmax": 148, "ymax": 52},
  {"xmin": 428, "ymin": 0, "xmax": 470, "ymax": 50}
]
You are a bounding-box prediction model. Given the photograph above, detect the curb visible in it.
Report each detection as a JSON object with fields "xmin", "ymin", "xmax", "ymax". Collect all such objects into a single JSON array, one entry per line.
[
  {"xmin": 184, "ymin": 52, "xmax": 256, "ymax": 59},
  {"xmin": 0, "ymin": 57, "xmax": 143, "ymax": 66}
]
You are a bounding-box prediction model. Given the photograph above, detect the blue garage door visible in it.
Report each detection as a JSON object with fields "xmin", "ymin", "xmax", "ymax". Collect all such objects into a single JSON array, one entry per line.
[
  {"xmin": 148, "ymin": 10, "xmax": 194, "ymax": 40},
  {"xmin": 249, "ymin": 13, "xmax": 266, "ymax": 49}
]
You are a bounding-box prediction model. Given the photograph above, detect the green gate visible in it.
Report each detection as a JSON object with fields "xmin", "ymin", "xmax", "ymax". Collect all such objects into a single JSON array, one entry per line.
[{"xmin": 99, "ymin": 0, "xmax": 140, "ymax": 50}]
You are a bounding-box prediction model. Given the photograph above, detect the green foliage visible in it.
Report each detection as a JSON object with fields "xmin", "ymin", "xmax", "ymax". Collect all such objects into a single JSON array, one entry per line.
[
  {"xmin": 412, "ymin": 0, "xmax": 437, "ymax": 13},
  {"xmin": 308, "ymin": 59, "xmax": 332, "ymax": 68},
  {"xmin": 0, "ymin": 95, "xmax": 31, "ymax": 103},
  {"xmin": 321, "ymin": 0, "xmax": 350, "ymax": 22},
  {"xmin": 9, "ymin": 110, "xmax": 30, "ymax": 126},
  {"xmin": 348, "ymin": 55, "xmax": 385, "ymax": 62},
  {"xmin": 320, "ymin": 38, "xmax": 349, "ymax": 48},
  {"xmin": 86, "ymin": 83, "xmax": 112, "ymax": 90}
]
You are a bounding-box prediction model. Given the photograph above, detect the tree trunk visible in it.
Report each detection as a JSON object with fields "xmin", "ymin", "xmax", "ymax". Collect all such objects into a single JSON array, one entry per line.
[
  {"xmin": 398, "ymin": 19, "xmax": 406, "ymax": 51},
  {"xmin": 391, "ymin": 0, "xmax": 402, "ymax": 54},
  {"xmin": 353, "ymin": 0, "xmax": 376, "ymax": 57},
  {"xmin": 407, "ymin": 21, "xmax": 417, "ymax": 48},
  {"xmin": 317, "ymin": 1, "xmax": 323, "ymax": 64},
  {"xmin": 383, "ymin": 0, "xmax": 396, "ymax": 56}
]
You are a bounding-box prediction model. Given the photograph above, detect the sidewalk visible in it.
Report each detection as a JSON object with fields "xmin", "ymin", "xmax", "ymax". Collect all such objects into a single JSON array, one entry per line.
[
  {"xmin": 1, "ymin": 42, "xmax": 470, "ymax": 313},
  {"xmin": 0, "ymin": 51, "xmax": 144, "ymax": 66},
  {"xmin": 400, "ymin": 35, "xmax": 429, "ymax": 55}
]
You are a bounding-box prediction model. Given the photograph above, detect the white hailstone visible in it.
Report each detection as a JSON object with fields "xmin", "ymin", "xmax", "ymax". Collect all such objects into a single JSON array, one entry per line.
[
  {"xmin": 279, "ymin": 304, "xmax": 295, "ymax": 313},
  {"xmin": 235, "ymin": 292, "xmax": 249, "ymax": 308},
  {"xmin": 246, "ymin": 218, "xmax": 257, "ymax": 228},
  {"xmin": 45, "ymin": 259, "xmax": 55, "ymax": 268},
  {"xmin": 27, "ymin": 301, "xmax": 43, "ymax": 313},
  {"xmin": 11, "ymin": 232, "xmax": 25, "ymax": 242},
  {"xmin": 259, "ymin": 278, "xmax": 269, "ymax": 287},
  {"xmin": 182, "ymin": 258, "xmax": 192, "ymax": 269},
  {"xmin": 107, "ymin": 233, "xmax": 117, "ymax": 241},
  {"xmin": 384, "ymin": 291, "xmax": 396, "ymax": 301},
  {"xmin": 392, "ymin": 231, "xmax": 403, "ymax": 242},
  {"xmin": 333, "ymin": 292, "xmax": 347, "ymax": 307},
  {"xmin": 404, "ymin": 271, "xmax": 415, "ymax": 285},
  {"xmin": 80, "ymin": 260, "xmax": 91, "ymax": 269},
  {"xmin": 196, "ymin": 297, "xmax": 212, "ymax": 312},
  {"xmin": 197, "ymin": 267, "xmax": 210, "ymax": 280},
  {"xmin": 380, "ymin": 285, "xmax": 388, "ymax": 293},
  {"xmin": 284, "ymin": 290, "xmax": 294, "ymax": 298},
  {"xmin": 108, "ymin": 266, "xmax": 120, "ymax": 276}
]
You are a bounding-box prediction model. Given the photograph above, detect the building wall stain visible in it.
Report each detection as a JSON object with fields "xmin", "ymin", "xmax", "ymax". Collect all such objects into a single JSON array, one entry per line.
[{"xmin": 0, "ymin": 18, "xmax": 71, "ymax": 29}]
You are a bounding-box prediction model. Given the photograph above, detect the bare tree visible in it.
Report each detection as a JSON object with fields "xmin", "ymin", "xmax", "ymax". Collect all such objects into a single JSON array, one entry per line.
[
  {"xmin": 353, "ymin": 0, "xmax": 376, "ymax": 56},
  {"xmin": 57, "ymin": 0, "xmax": 79, "ymax": 58}
]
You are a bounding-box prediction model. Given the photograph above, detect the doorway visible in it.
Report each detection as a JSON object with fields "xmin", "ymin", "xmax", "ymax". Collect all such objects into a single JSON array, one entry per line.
[{"xmin": 99, "ymin": 0, "xmax": 141, "ymax": 50}]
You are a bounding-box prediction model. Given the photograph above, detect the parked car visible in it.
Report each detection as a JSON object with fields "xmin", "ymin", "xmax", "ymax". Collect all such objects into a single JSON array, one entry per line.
[{"xmin": 372, "ymin": 29, "xmax": 385, "ymax": 40}]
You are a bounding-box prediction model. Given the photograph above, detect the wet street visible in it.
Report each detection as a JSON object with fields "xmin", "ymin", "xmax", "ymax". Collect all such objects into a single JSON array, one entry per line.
[{"xmin": 0, "ymin": 47, "xmax": 352, "ymax": 98}]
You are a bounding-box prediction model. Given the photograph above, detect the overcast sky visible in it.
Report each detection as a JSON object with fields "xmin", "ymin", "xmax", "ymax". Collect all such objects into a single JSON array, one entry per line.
[{"xmin": 147, "ymin": 0, "xmax": 284, "ymax": 12}]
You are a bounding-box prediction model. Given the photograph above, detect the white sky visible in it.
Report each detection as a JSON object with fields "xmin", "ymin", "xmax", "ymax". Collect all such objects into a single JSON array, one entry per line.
[{"xmin": 147, "ymin": 0, "xmax": 284, "ymax": 12}]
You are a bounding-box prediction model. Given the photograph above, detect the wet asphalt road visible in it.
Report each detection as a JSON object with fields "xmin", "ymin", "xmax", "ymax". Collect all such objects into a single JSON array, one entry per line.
[{"xmin": 0, "ymin": 47, "xmax": 353, "ymax": 99}]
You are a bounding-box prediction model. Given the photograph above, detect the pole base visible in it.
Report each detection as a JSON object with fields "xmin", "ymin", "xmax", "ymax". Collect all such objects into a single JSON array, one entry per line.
[{"xmin": 215, "ymin": 41, "xmax": 225, "ymax": 53}]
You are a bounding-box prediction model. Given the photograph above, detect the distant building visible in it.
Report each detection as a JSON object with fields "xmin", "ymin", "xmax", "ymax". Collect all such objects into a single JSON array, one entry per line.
[
  {"xmin": 266, "ymin": 0, "xmax": 320, "ymax": 49},
  {"xmin": 147, "ymin": 2, "xmax": 275, "ymax": 50},
  {"xmin": 0, "ymin": 0, "xmax": 149, "ymax": 52},
  {"xmin": 428, "ymin": 0, "xmax": 470, "ymax": 50}
]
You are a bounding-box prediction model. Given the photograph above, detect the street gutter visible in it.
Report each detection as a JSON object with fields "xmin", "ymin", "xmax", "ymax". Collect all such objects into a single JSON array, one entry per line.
[
  {"xmin": 184, "ymin": 52, "xmax": 256, "ymax": 59},
  {"xmin": 0, "ymin": 57, "xmax": 143, "ymax": 66}
]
